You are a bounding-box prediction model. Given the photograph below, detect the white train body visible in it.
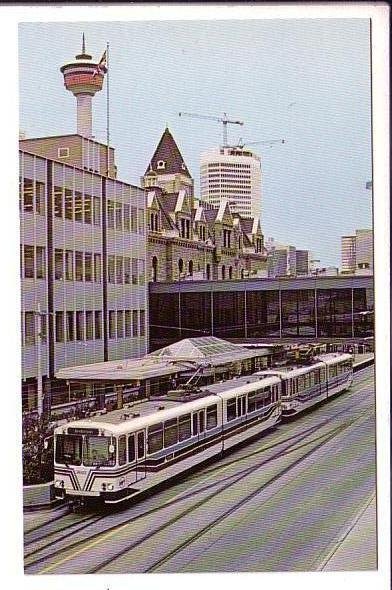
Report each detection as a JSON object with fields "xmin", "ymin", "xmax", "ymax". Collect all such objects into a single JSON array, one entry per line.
[
  {"xmin": 255, "ymin": 353, "xmax": 353, "ymax": 417},
  {"xmin": 54, "ymin": 374, "xmax": 282, "ymax": 504},
  {"xmin": 53, "ymin": 353, "xmax": 352, "ymax": 505}
]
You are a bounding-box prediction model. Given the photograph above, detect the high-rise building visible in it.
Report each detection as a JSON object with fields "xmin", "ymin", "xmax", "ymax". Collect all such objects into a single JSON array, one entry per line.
[
  {"xmin": 200, "ymin": 146, "xmax": 262, "ymax": 219},
  {"xmin": 341, "ymin": 229, "xmax": 373, "ymax": 275}
]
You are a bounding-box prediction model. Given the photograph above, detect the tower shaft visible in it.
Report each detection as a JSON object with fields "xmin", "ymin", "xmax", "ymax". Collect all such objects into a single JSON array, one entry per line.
[{"xmin": 76, "ymin": 94, "xmax": 93, "ymax": 137}]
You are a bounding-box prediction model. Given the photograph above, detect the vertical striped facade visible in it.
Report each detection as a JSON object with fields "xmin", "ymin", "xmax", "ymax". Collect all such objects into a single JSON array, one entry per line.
[{"xmin": 20, "ymin": 148, "xmax": 147, "ymax": 409}]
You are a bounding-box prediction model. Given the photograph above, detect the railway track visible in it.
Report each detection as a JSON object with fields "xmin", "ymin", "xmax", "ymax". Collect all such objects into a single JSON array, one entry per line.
[{"xmin": 24, "ymin": 369, "xmax": 374, "ymax": 574}]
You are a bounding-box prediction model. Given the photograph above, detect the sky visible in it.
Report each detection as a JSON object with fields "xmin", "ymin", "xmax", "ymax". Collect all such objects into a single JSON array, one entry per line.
[{"xmin": 19, "ymin": 18, "xmax": 372, "ymax": 267}]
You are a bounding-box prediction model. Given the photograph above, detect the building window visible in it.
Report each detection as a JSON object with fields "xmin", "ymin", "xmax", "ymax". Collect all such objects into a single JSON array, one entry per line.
[
  {"xmin": 94, "ymin": 253, "xmax": 101, "ymax": 283},
  {"xmin": 115, "ymin": 203, "xmax": 123, "ymax": 231},
  {"xmin": 157, "ymin": 160, "xmax": 166, "ymax": 169},
  {"xmin": 65, "ymin": 250, "xmax": 74, "ymax": 280},
  {"xmin": 116, "ymin": 256, "xmax": 123, "ymax": 283},
  {"xmin": 229, "ymin": 266, "xmax": 233, "ymax": 279},
  {"xmin": 109, "ymin": 310, "xmax": 116, "ymax": 339},
  {"xmin": 84, "ymin": 195, "xmax": 92, "ymax": 224},
  {"xmin": 53, "ymin": 187, "xmax": 63, "ymax": 218},
  {"xmin": 117, "ymin": 311, "xmax": 124, "ymax": 338},
  {"xmin": 138, "ymin": 259, "xmax": 145, "ymax": 284},
  {"xmin": 132, "ymin": 310, "xmax": 138, "ymax": 337},
  {"xmin": 107, "ymin": 200, "xmax": 115, "ymax": 229},
  {"xmin": 125, "ymin": 310, "xmax": 132, "ymax": 337},
  {"xmin": 75, "ymin": 251, "xmax": 83, "ymax": 281},
  {"xmin": 206, "ymin": 263, "xmax": 211, "ymax": 280},
  {"xmin": 93, "ymin": 196, "xmax": 101, "ymax": 225},
  {"xmin": 140, "ymin": 310, "xmax": 145, "ymax": 337},
  {"xmin": 132, "ymin": 258, "xmax": 138, "ymax": 285},
  {"xmin": 84, "ymin": 253, "xmax": 92, "ymax": 282},
  {"xmin": 86, "ymin": 311, "xmax": 94, "ymax": 340},
  {"xmin": 124, "ymin": 257, "xmax": 131, "ymax": 284},
  {"xmin": 76, "ymin": 311, "xmax": 84, "ymax": 341},
  {"xmin": 58, "ymin": 147, "xmax": 70, "ymax": 158},
  {"xmin": 64, "ymin": 188, "xmax": 73, "ymax": 220},
  {"xmin": 221, "ymin": 265, "xmax": 226, "ymax": 280},
  {"xmin": 74, "ymin": 192, "xmax": 83, "ymax": 222},
  {"xmin": 178, "ymin": 258, "xmax": 184, "ymax": 276},
  {"xmin": 152, "ymin": 256, "xmax": 158, "ymax": 282},
  {"xmin": 55, "ymin": 249, "xmax": 63, "ymax": 280},
  {"xmin": 188, "ymin": 260, "xmax": 193, "ymax": 276},
  {"xmin": 24, "ymin": 312, "xmax": 35, "ymax": 345},
  {"xmin": 23, "ymin": 246, "xmax": 34, "ymax": 279},
  {"xmin": 36, "ymin": 246, "xmax": 45, "ymax": 279},
  {"xmin": 124, "ymin": 203, "xmax": 130, "ymax": 232},
  {"xmin": 138, "ymin": 208, "xmax": 145, "ymax": 234},
  {"xmin": 130, "ymin": 206, "xmax": 137, "ymax": 233},
  {"xmin": 95, "ymin": 311, "xmax": 102, "ymax": 340},
  {"xmin": 66, "ymin": 311, "xmax": 74, "ymax": 342},
  {"xmin": 108, "ymin": 256, "xmax": 115, "ymax": 283},
  {"xmin": 22, "ymin": 179, "xmax": 34, "ymax": 213},
  {"xmin": 55, "ymin": 311, "xmax": 64, "ymax": 343}
]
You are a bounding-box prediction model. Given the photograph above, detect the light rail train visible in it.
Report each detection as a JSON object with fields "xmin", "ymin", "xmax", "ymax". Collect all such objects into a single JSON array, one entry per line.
[{"xmin": 53, "ymin": 353, "xmax": 352, "ymax": 505}]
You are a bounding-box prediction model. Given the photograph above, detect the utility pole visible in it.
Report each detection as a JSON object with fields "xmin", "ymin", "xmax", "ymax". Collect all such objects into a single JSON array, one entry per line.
[{"xmin": 37, "ymin": 303, "xmax": 43, "ymax": 418}]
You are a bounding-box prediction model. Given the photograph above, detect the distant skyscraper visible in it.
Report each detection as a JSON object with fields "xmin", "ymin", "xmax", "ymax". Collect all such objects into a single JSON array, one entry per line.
[
  {"xmin": 200, "ymin": 146, "xmax": 262, "ymax": 219},
  {"xmin": 341, "ymin": 229, "xmax": 373, "ymax": 275}
]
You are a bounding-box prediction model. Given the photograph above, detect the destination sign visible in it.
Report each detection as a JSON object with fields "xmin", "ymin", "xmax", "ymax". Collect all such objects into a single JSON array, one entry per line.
[{"xmin": 68, "ymin": 427, "xmax": 99, "ymax": 436}]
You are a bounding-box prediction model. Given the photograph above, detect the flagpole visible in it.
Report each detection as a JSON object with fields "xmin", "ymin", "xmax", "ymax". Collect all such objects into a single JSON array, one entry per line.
[{"xmin": 106, "ymin": 41, "xmax": 110, "ymax": 177}]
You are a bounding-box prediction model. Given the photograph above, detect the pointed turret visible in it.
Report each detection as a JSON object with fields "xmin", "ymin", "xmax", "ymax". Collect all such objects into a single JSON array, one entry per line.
[{"xmin": 142, "ymin": 127, "xmax": 194, "ymax": 196}]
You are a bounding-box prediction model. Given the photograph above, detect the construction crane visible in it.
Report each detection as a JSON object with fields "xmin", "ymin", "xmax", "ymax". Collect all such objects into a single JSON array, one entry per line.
[
  {"xmin": 178, "ymin": 111, "xmax": 244, "ymax": 147},
  {"xmin": 229, "ymin": 138, "xmax": 285, "ymax": 149}
]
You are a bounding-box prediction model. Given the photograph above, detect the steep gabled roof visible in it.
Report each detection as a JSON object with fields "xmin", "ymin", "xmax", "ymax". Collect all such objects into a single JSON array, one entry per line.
[{"xmin": 145, "ymin": 127, "xmax": 192, "ymax": 178}]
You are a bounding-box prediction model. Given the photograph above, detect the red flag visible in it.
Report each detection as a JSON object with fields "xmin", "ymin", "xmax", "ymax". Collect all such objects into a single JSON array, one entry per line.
[{"xmin": 92, "ymin": 50, "xmax": 107, "ymax": 77}]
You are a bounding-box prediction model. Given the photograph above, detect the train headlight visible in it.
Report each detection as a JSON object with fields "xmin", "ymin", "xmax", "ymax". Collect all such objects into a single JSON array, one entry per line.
[
  {"xmin": 55, "ymin": 480, "xmax": 64, "ymax": 487},
  {"xmin": 107, "ymin": 483, "xmax": 114, "ymax": 491}
]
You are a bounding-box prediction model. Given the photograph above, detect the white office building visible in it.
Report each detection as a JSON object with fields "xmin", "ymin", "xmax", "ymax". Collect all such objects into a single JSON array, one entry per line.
[{"xmin": 200, "ymin": 147, "xmax": 262, "ymax": 219}]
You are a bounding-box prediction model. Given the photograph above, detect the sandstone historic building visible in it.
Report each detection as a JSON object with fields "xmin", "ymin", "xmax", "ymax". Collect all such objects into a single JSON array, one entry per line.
[{"xmin": 142, "ymin": 128, "xmax": 267, "ymax": 282}]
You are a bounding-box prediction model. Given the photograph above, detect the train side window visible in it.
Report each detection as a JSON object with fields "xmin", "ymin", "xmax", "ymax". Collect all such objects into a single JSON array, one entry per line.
[
  {"xmin": 192, "ymin": 413, "xmax": 198, "ymax": 436},
  {"xmin": 164, "ymin": 418, "xmax": 178, "ymax": 448},
  {"xmin": 137, "ymin": 431, "xmax": 145, "ymax": 459},
  {"xmin": 227, "ymin": 398, "xmax": 237, "ymax": 421},
  {"xmin": 118, "ymin": 435, "xmax": 127, "ymax": 466},
  {"xmin": 199, "ymin": 410, "xmax": 205, "ymax": 433},
  {"xmin": 128, "ymin": 434, "xmax": 135, "ymax": 462},
  {"xmin": 179, "ymin": 414, "xmax": 191, "ymax": 441},
  {"xmin": 148, "ymin": 422, "xmax": 163, "ymax": 454},
  {"xmin": 206, "ymin": 405, "xmax": 217, "ymax": 429},
  {"xmin": 248, "ymin": 392, "xmax": 256, "ymax": 413}
]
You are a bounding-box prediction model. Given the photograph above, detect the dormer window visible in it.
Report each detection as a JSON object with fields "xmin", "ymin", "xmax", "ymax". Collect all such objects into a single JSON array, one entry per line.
[{"xmin": 157, "ymin": 160, "xmax": 166, "ymax": 170}]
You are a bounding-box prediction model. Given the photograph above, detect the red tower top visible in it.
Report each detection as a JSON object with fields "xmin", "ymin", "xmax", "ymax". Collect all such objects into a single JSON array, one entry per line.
[{"xmin": 60, "ymin": 34, "xmax": 106, "ymax": 137}]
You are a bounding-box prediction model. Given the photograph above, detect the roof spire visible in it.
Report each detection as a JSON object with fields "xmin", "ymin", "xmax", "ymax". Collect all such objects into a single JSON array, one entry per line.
[{"xmin": 76, "ymin": 32, "xmax": 91, "ymax": 60}]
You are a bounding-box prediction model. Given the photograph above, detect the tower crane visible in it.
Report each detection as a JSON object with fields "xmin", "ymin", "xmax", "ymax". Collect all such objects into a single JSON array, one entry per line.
[
  {"xmin": 230, "ymin": 138, "xmax": 285, "ymax": 149},
  {"xmin": 178, "ymin": 112, "xmax": 244, "ymax": 147}
]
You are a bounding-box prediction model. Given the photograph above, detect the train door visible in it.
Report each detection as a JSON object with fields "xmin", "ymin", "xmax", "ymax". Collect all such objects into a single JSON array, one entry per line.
[
  {"xmin": 128, "ymin": 430, "xmax": 146, "ymax": 483},
  {"xmin": 237, "ymin": 395, "xmax": 247, "ymax": 422},
  {"xmin": 192, "ymin": 410, "xmax": 206, "ymax": 444}
]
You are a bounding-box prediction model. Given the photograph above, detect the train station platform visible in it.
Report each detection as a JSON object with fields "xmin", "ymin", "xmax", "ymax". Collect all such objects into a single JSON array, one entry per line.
[{"xmin": 321, "ymin": 495, "xmax": 377, "ymax": 570}]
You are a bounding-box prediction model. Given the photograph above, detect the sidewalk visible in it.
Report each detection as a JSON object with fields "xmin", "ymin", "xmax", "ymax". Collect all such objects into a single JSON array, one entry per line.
[{"xmin": 321, "ymin": 496, "xmax": 377, "ymax": 571}]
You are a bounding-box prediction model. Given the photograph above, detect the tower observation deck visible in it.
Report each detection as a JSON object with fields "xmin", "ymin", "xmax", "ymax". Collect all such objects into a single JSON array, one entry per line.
[{"xmin": 60, "ymin": 34, "xmax": 106, "ymax": 138}]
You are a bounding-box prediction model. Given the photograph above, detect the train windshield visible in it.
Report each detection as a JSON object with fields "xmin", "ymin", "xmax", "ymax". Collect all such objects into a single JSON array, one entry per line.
[
  {"xmin": 55, "ymin": 434, "xmax": 82, "ymax": 466},
  {"xmin": 83, "ymin": 436, "xmax": 116, "ymax": 467}
]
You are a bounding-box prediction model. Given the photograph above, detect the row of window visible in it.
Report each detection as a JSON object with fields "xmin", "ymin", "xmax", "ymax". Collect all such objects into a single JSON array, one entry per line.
[
  {"xmin": 22, "ymin": 245, "xmax": 145, "ymax": 285},
  {"xmin": 227, "ymin": 386, "xmax": 278, "ymax": 420},
  {"xmin": 21, "ymin": 180, "xmax": 145, "ymax": 235},
  {"xmin": 147, "ymin": 405, "xmax": 218, "ymax": 455},
  {"xmin": 22, "ymin": 308, "xmax": 146, "ymax": 345},
  {"xmin": 107, "ymin": 200, "xmax": 144, "ymax": 234},
  {"xmin": 108, "ymin": 255, "xmax": 145, "ymax": 285},
  {"xmin": 53, "ymin": 186, "xmax": 101, "ymax": 225}
]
